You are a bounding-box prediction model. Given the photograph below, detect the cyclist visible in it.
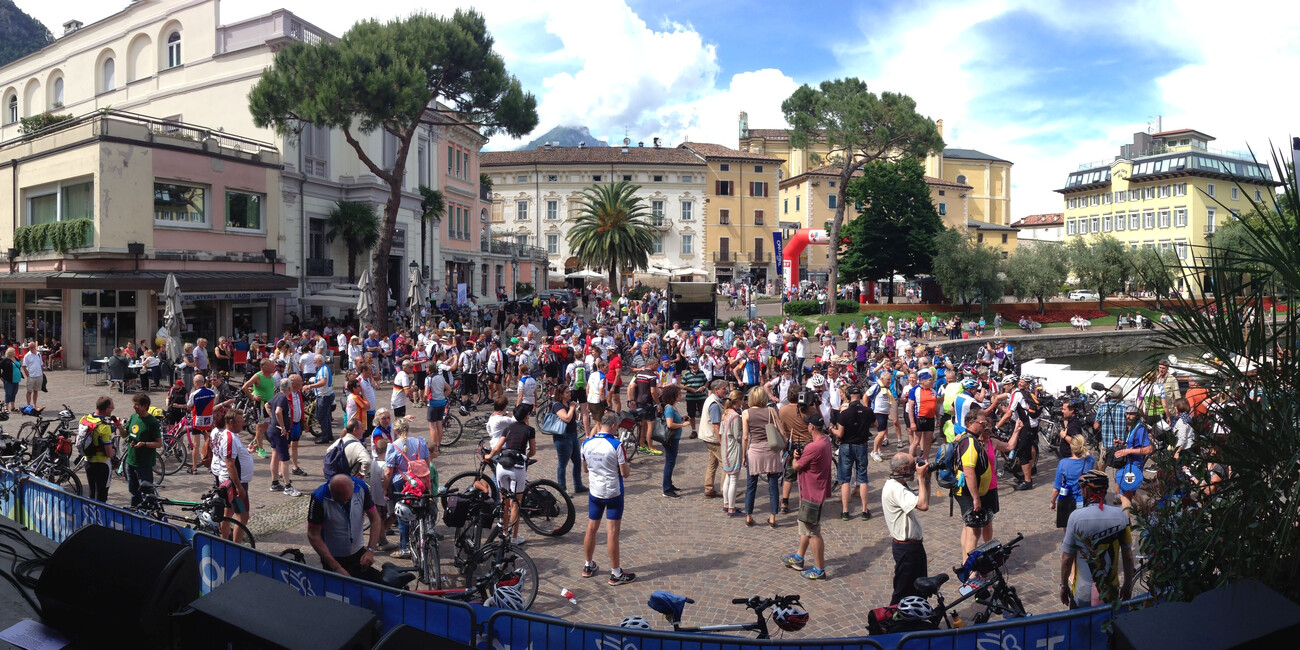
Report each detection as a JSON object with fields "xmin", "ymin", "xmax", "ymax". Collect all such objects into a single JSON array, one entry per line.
[
  {"xmin": 307, "ymin": 473, "xmax": 385, "ymax": 581},
  {"xmin": 1059, "ymin": 470, "xmax": 1135, "ymax": 608},
  {"xmin": 485, "ymin": 404, "xmax": 537, "ymax": 546},
  {"xmin": 581, "ymin": 412, "xmax": 635, "ymax": 585},
  {"xmin": 240, "ymin": 359, "xmax": 277, "ymax": 458},
  {"xmin": 124, "ymin": 392, "xmax": 163, "ymax": 509},
  {"xmin": 211, "ymin": 408, "xmax": 254, "ymax": 544}
]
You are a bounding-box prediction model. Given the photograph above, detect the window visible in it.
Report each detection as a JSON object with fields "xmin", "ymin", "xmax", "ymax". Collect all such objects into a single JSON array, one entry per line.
[
  {"xmin": 1206, "ymin": 183, "xmax": 1215, "ymax": 198},
  {"xmin": 1066, "ymin": 198, "xmax": 1074, "ymax": 209},
  {"xmin": 382, "ymin": 132, "xmax": 398, "ymax": 170},
  {"xmin": 166, "ymin": 32, "xmax": 182, "ymax": 68},
  {"xmin": 1066, "ymin": 219, "xmax": 1077, "ymax": 235},
  {"xmin": 1142, "ymin": 187, "xmax": 1155, "ymax": 200},
  {"xmin": 1102, "ymin": 192, "xmax": 1112, "ymax": 205},
  {"xmin": 829, "ymin": 181, "xmax": 836, "ymax": 188},
  {"xmin": 225, "ymin": 192, "xmax": 262, "ymax": 230},
  {"xmin": 454, "ymin": 149, "xmax": 462, "ymax": 178},
  {"xmin": 1129, "ymin": 189, "xmax": 1140, "ymax": 201},
  {"xmin": 720, "ymin": 164, "xmax": 730, "ymax": 172},
  {"xmin": 956, "ymin": 174, "xmax": 967, "ymax": 184},
  {"xmin": 1091, "ymin": 216, "xmax": 1100, "ymax": 233},
  {"xmin": 1143, "ymin": 211, "xmax": 1155, "ymax": 229},
  {"xmin": 1158, "ymin": 209, "xmax": 1171, "ymax": 228},
  {"xmin": 52, "ymin": 78, "xmax": 64, "ymax": 106},
  {"xmin": 938, "ymin": 190, "xmax": 946, "ymax": 197},
  {"xmin": 1158, "ymin": 185, "xmax": 1171, "ymax": 198},
  {"xmin": 592, "ymin": 175, "xmax": 602, "ymax": 182},
  {"xmin": 1116, "ymin": 191, "xmax": 1126, "ymax": 203},
  {"xmin": 1115, "ymin": 214, "xmax": 1126, "ymax": 231},
  {"xmin": 754, "ymin": 210, "xmax": 764, "ymax": 226},
  {"xmin": 680, "ymin": 201, "xmax": 693, "ymax": 221},
  {"xmin": 1175, "ymin": 240, "xmax": 1188, "ymax": 259},
  {"xmin": 546, "ymin": 200, "xmax": 558, "ymax": 221},
  {"xmin": 622, "ymin": 175, "xmax": 632, "ymax": 182},
  {"xmin": 462, "ymin": 152, "xmax": 469, "ymax": 179},
  {"xmin": 749, "ymin": 181, "xmax": 768, "ymax": 197},
  {"xmin": 1001, "ymin": 233, "xmax": 1008, "ymax": 244},
  {"xmin": 938, "ymin": 202, "xmax": 947, "ymax": 216},
  {"xmin": 515, "ymin": 201, "xmax": 528, "ymax": 221},
  {"xmin": 547, "ymin": 175, "xmax": 558, "ymax": 182},
  {"xmin": 515, "ymin": 235, "xmax": 527, "ymax": 248},
  {"xmin": 1207, "ymin": 208, "xmax": 1216, "ymax": 233},
  {"xmin": 1174, "ymin": 208, "xmax": 1187, "ymax": 227},
  {"xmin": 783, "ymin": 199, "xmax": 788, "ymax": 214},
  {"xmin": 103, "ymin": 57, "xmax": 115, "ymax": 92},
  {"xmin": 681, "ymin": 175, "xmax": 692, "ymax": 183},
  {"xmin": 301, "ymin": 124, "xmax": 329, "ymax": 177},
  {"xmin": 26, "ymin": 181, "xmax": 94, "ymax": 226},
  {"xmin": 1255, "ymin": 189, "xmax": 1264, "ymax": 202},
  {"xmin": 681, "ymin": 234, "xmax": 694, "ymax": 255},
  {"xmin": 716, "ymin": 180, "xmax": 734, "ymax": 196},
  {"xmin": 753, "ymin": 165, "xmax": 763, "ymax": 173},
  {"xmin": 1090, "ymin": 194, "xmax": 1100, "ymax": 207},
  {"xmin": 719, "ymin": 209, "xmax": 730, "ymax": 225},
  {"xmin": 977, "ymin": 233, "xmax": 984, "ymax": 243},
  {"xmin": 651, "ymin": 200, "xmax": 664, "ymax": 226},
  {"xmin": 1159, "ymin": 240, "xmax": 1172, "ymax": 253},
  {"xmin": 1231, "ymin": 209, "xmax": 1240, "ymax": 218},
  {"xmin": 718, "ymin": 237, "xmax": 730, "ymax": 259},
  {"xmin": 652, "ymin": 175, "xmax": 662, "ymax": 182},
  {"xmin": 417, "ymin": 145, "xmax": 428, "ymax": 186},
  {"xmin": 828, "ymin": 195, "xmax": 837, "ymax": 209},
  {"xmin": 1174, "ymin": 183, "xmax": 1187, "ymax": 196},
  {"xmin": 795, "ymin": 195, "xmax": 800, "ymax": 211},
  {"xmin": 4, "ymin": 95, "xmax": 13, "ymax": 124},
  {"xmin": 651, "ymin": 236, "xmax": 663, "ymax": 255},
  {"xmin": 546, "ymin": 234, "xmax": 558, "ymax": 255},
  {"xmin": 1102, "ymin": 215, "xmax": 1113, "ymax": 232},
  {"xmin": 1129, "ymin": 212, "xmax": 1140, "ymax": 230},
  {"xmin": 1230, "ymin": 187, "xmax": 1239, "ymax": 200},
  {"xmin": 154, "ymin": 182, "xmax": 207, "ymax": 225},
  {"xmin": 516, "ymin": 175, "xmax": 528, "ymax": 183}
]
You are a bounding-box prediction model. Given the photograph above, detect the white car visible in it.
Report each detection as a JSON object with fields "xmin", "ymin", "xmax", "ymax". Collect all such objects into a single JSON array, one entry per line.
[{"xmin": 1069, "ymin": 289, "xmax": 1100, "ymax": 301}]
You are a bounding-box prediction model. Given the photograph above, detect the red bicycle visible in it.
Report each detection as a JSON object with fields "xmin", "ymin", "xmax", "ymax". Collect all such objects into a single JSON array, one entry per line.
[{"xmin": 380, "ymin": 560, "xmax": 530, "ymax": 610}]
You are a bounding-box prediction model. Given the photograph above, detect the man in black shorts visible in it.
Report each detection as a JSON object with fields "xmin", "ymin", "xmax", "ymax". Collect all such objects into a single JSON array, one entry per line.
[
  {"xmin": 997, "ymin": 375, "xmax": 1041, "ymax": 490},
  {"xmin": 953, "ymin": 412, "xmax": 1019, "ymax": 557},
  {"xmin": 627, "ymin": 367, "xmax": 660, "ymax": 455},
  {"xmin": 485, "ymin": 338, "xmax": 506, "ymax": 401}
]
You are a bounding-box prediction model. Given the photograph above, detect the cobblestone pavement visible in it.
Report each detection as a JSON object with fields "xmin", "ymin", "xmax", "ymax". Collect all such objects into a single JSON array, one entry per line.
[{"xmin": 27, "ymin": 367, "xmax": 1109, "ymax": 639}]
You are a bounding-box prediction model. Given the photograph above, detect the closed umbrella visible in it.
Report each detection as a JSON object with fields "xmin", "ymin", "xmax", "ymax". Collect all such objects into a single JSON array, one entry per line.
[
  {"xmin": 162, "ymin": 272, "xmax": 186, "ymax": 375},
  {"xmin": 407, "ymin": 265, "xmax": 425, "ymax": 330},
  {"xmin": 356, "ymin": 267, "xmax": 375, "ymax": 328}
]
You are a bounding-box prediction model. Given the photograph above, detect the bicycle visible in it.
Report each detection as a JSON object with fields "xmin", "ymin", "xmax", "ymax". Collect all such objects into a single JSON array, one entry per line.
[
  {"xmin": 442, "ymin": 437, "xmax": 575, "ymax": 537},
  {"xmin": 21, "ymin": 432, "xmax": 82, "ymax": 495},
  {"xmin": 231, "ymin": 394, "xmax": 264, "ymax": 435},
  {"xmin": 15, "ymin": 404, "xmax": 77, "ymax": 445},
  {"xmin": 455, "ymin": 483, "xmax": 538, "ymax": 608},
  {"xmin": 622, "ymin": 591, "xmax": 807, "ymax": 639},
  {"xmin": 132, "ymin": 481, "xmax": 255, "ymax": 547},
  {"xmin": 396, "ymin": 491, "xmax": 443, "ymax": 589},
  {"xmin": 108, "ymin": 435, "xmax": 167, "ymax": 486},
  {"xmin": 379, "ymin": 560, "xmax": 531, "ymax": 609}
]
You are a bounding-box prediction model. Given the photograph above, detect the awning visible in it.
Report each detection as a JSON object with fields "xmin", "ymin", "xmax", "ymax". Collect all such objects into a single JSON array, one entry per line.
[{"xmin": 0, "ymin": 270, "xmax": 297, "ymax": 292}]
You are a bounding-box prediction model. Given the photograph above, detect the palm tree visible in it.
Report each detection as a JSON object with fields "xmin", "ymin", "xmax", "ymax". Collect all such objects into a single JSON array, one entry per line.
[
  {"xmin": 326, "ymin": 201, "xmax": 381, "ymax": 283},
  {"xmin": 566, "ymin": 181, "xmax": 656, "ymax": 291}
]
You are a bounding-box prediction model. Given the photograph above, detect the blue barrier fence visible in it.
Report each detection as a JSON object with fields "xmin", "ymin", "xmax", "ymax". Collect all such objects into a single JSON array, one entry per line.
[
  {"xmin": 193, "ymin": 532, "xmax": 478, "ymax": 644},
  {"xmin": 10, "ymin": 469, "xmax": 185, "ymax": 544}
]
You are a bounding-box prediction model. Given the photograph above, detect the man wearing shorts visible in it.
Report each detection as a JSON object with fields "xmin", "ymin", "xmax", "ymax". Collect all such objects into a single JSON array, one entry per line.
[
  {"xmin": 998, "ymin": 375, "xmax": 1041, "ymax": 490},
  {"xmin": 954, "ymin": 412, "xmax": 1019, "ymax": 557},
  {"xmin": 581, "ymin": 412, "xmax": 635, "ymax": 586},
  {"xmin": 211, "ymin": 408, "xmax": 254, "ymax": 544},
  {"xmin": 782, "ymin": 411, "xmax": 833, "ymax": 580},
  {"xmin": 241, "ymin": 359, "xmax": 277, "ymax": 458},
  {"xmin": 680, "ymin": 358, "xmax": 708, "ymax": 438},
  {"xmin": 266, "ymin": 378, "xmax": 302, "ymax": 497},
  {"xmin": 486, "ymin": 405, "xmax": 536, "ymax": 545},
  {"xmin": 834, "ymin": 385, "xmax": 874, "ymax": 521},
  {"xmin": 906, "ymin": 369, "xmax": 941, "ymax": 460},
  {"xmin": 424, "ymin": 365, "xmax": 449, "ymax": 451},
  {"xmin": 485, "ymin": 338, "xmax": 506, "ymax": 401}
]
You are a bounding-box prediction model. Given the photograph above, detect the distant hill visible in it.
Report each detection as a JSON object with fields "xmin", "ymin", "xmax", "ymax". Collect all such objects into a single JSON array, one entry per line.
[
  {"xmin": 0, "ymin": 0, "xmax": 53, "ymax": 69},
  {"xmin": 520, "ymin": 125, "xmax": 607, "ymax": 150}
]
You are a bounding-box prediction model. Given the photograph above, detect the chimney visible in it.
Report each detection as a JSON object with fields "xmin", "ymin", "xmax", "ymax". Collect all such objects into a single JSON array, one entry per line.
[
  {"xmin": 63, "ymin": 19, "xmax": 84, "ymax": 36},
  {"xmin": 653, "ymin": 137, "xmax": 661, "ymax": 148},
  {"xmin": 637, "ymin": 141, "xmax": 643, "ymax": 147},
  {"xmin": 578, "ymin": 141, "xmax": 585, "ymax": 149}
]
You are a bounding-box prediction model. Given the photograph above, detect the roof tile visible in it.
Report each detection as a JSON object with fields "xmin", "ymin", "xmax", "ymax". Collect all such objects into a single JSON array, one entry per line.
[
  {"xmin": 1011, "ymin": 213, "xmax": 1064, "ymax": 228},
  {"xmin": 482, "ymin": 146, "xmax": 706, "ymax": 167},
  {"xmin": 678, "ymin": 142, "xmax": 784, "ymax": 162}
]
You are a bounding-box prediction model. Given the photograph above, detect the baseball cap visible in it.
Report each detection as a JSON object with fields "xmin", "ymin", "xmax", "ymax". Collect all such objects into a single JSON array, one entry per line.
[
  {"xmin": 847, "ymin": 385, "xmax": 864, "ymax": 396},
  {"xmin": 918, "ymin": 369, "xmax": 933, "ymax": 380},
  {"xmin": 661, "ymin": 355, "xmax": 672, "ymax": 361},
  {"xmin": 803, "ymin": 411, "xmax": 826, "ymax": 430}
]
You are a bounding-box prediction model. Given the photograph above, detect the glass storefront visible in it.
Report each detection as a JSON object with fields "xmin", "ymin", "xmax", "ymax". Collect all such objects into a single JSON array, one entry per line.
[
  {"xmin": 81, "ymin": 290, "xmax": 138, "ymax": 359},
  {"xmin": 157, "ymin": 299, "xmax": 218, "ymax": 349},
  {"xmin": 0, "ymin": 290, "xmax": 17, "ymax": 344},
  {"xmin": 25, "ymin": 290, "xmax": 63, "ymax": 345}
]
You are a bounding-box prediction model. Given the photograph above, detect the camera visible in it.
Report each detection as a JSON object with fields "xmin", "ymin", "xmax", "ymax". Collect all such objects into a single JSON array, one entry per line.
[{"xmin": 915, "ymin": 458, "xmax": 926, "ymax": 467}]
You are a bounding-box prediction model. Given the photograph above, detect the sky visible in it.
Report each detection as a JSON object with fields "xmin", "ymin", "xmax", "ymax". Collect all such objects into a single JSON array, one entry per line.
[{"xmin": 24, "ymin": 0, "xmax": 1300, "ymax": 219}]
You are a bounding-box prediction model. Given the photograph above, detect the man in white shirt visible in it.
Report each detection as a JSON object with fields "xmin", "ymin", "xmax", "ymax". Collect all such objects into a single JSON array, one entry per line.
[
  {"xmin": 515, "ymin": 361, "xmax": 538, "ymax": 420},
  {"xmin": 581, "ymin": 412, "xmax": 634, "ymax": 585},
  {"xmin": 390, "ymin": 360, "xmax": 413, "ymax": 419},
  {"xmin": 21, "ymin": 342, "xmax": 43, "ymax": 408},
  {"xmin": 485, "ymin": 339, "xmax": 506, "ymax": 401}
]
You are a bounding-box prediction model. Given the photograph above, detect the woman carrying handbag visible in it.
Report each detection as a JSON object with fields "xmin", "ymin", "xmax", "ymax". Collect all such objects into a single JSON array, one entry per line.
[{"xmin": 741, "ymin": 386, "xmax": 787, "ymax": 528}]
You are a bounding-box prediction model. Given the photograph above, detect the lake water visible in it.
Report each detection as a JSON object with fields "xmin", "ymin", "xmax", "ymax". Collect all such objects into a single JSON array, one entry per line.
[{"xmin": 1048, "ymin": 348, "xmax": 1202, "ymax": 376}]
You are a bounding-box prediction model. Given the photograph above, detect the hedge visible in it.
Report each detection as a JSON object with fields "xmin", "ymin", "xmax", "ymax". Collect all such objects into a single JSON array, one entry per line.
[{"xmin": 783, "ymin": 300, "xmax": 860, "ymax": 316}]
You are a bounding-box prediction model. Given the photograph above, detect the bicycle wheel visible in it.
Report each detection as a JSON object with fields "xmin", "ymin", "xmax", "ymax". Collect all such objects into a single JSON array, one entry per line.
[
  {"xmin": 163, "ymin": 438, "xmax": 188, "ymax": 475},
  {"xmin": 617, "ymin": 426, "xmax": 639, "ymax": 462},
  {"xmin": 440, "ymin": 415, "xmax": 464, "ymax": 448},
  {"xmin": 466, "ymin": 542, "xmax": 538, "ymax": 609},
  {"xmin": 1040, "ymin": 420, "xmax": 1062, "ymax": 459},
  {"xmin": 419, "ymin": 525, "xmax": 442, "ymax": 589},
  {"xmin": 15, "ymin": 422, "xmax": 38, "ymax": 444},
  {"xmin": 46, "ymin": 465, "xmax": 82, "ymax": 495},
  {"xmin": 443, "ymin": 470, "xmax": 499, "ymax": 502},
  {"xmin": 216, "ymin": 517, "xmax": 256, "ymax": 548},
  {"xmin": 462, "ymin": 415, "xmax": 490, "ymax": 438},
  {"xmin": 520, "ymin": 479, "xmax": 575, "ymax": 537}
]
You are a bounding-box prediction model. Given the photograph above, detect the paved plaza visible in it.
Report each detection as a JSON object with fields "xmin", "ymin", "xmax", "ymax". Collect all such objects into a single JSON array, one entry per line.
[{"xmin": 27, "ymin": 362, "xmax": 1098, "ymax": 639}]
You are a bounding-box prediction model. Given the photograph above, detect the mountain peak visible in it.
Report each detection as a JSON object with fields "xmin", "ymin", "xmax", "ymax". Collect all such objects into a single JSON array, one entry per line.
[{"xmin": 520, "ymin": 126, "xmax": 608, "ymax": 150}]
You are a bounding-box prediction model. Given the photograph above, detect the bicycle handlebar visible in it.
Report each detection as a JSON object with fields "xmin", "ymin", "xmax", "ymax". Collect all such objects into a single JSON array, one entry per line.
[{"xmin": 731, "ymin": 598, "xmax": 748, "ymax": 605}]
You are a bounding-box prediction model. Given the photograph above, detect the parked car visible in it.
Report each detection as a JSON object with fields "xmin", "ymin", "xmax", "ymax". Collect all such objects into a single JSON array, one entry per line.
[
  {"xmin": 540, "ymin": 289, "xmax": 577, "ymax": 309},
  {"xmin": 1068, "ymin": 289, "xmax": 1100, "ymax": 301}
]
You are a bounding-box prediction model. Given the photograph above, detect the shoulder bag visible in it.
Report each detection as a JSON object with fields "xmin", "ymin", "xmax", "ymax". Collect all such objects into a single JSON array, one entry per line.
[
  {"xmin": 539, "ymin": 407, "xmax": 567, "ymax": 436},
  {"xmin": 797, "ymin": 498, "xmax": 822, "ymax": 526},
  {"xmin": 765, "ymin": 406, "xmax": 787, "ymax": 453}
]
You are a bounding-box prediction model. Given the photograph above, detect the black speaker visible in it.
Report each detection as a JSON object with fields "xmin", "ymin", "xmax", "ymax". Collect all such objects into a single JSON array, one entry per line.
[
  {"xmin": 36, "ymin": 524, "xmax": 198, "ymax": 648},
  {"xmin": 176, "ymin": 573, "xmax": 376, "ymax": 650},
  {"xmin": 373, "ymin": 624, "xmax": 477, "ymax": 650}
]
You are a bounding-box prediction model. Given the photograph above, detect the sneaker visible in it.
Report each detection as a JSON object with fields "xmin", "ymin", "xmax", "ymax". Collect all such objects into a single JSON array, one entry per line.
[
  {"xmin": 841, "ymin": 511, "xmax": 851, "ymax": 521},
  {"xmin": 291, "ymin": 467, "xmax": 308, "ymax": 477},
  {"xmin": 1014, "ymin": 481, "xmax": 1034, "ymax": 492},
  {"xmin": 881, "ymin": 438, "xmax": 891, "ymax": 448},
  {"xmin": 801, "ymin": 567, "xmax": 826, "ymax": 580},
  {"xmin": 608, "ymin": 572, "xmax": 637, "ymax": 586},
  {"xmin": 781, "ymin": 499, "xmax": 790, "ymax": 514},
  {"xmin": 861, "ymin": 510, "xmax": 872, "ymax": 521},
  {"xmin": 269, "ymin": 482, "xmax": 284, "ymax": 492},
  {"xmin": 647, "ymin": 448, "xmax": 663, "ymax": 456},
  {"xmin": 782, "ymin": 553, "xmax": 804, "ymax": 570},
  {"xmin": 255, "ymin": 447, "xmax": 270, "ymax": 459},
  {"xmin": 637, "ymin": 446, "xmax": 651, "ymax": 455},
  {"xmin": 582, "ymin": 562, "xmax": 598, "ymax": 578},
  {"xmin": 575, "ymin": 486, "xmax": 588, "ymax": 494},
  {"xmin": 284, "ymin": 485, "xmax": 303, "ymax": 498},
  {"xmin": 871, "ymin": 451, "xmax": 884, "ymax": 463},
  {"xmin": 511, "ymin": 536, "xmax": 527, "ymax": 545},
  {"xmin": 662, "ymin": 490, "xmax": 682, "ymax": 499}
]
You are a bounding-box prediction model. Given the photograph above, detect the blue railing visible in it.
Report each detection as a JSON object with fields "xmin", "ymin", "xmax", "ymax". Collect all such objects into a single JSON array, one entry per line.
[{"xmin": 0, "ymin": 466, "xmax": 1142, "ymax": 650}]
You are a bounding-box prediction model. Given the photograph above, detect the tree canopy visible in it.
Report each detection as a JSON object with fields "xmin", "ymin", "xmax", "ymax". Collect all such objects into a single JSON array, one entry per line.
[
  {"xmin": 566, "ymin": 181, "xmax": 656, "ymax": 291},
  {"xmin": 1067, "ymin": 234, "xmax": 1131, "ymax": 309},
  {"xmin": 249, "ymin": 10, "xmax": 538, "ymax": 332},
  {"xmin": 781, "ymin": 78, "xmax": 943, "ymax": 312},
  {"xmin": 1005, "ymin": 244, "xmax": 1069, "ymax": 312},
  {"xmin": 325, "ymin": 201, "xmax": 381, "ymax": 283},
  {"xmin": 839, "ymin": 158, "xmax": 945, "ymax": 301},
  {"xmin": 931, "ymin": 228, "xmax": 1004, "ymax": 314}
]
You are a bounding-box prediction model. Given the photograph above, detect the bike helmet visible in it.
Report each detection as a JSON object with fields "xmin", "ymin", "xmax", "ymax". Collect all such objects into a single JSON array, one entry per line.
[
  {"xmin": 961, "ymin": 378, "xmax": 978, "ymax": 390},
  {"xmin": 459, "ymin": 404, "xmax": 470, "ymax": 416},
  {"xmin": 1000, "ymin": 375, "xmax": 1017, "ymax": 385},
  {"xmin": 963, "ymin": 508, "xmax": 992, "ymax": 529},
  {"xmin": 1080, "ymin": 468, "xmax": 1109, "ymax": 492},
  {"xmin": 896, "ymin": 596, "xmax": 933, "ymax": 621},
  {"xmin": 619, "ymin": 616, "xmax": 652, "ymax": 629},
  {"xmin": 772, "ymin": 604, "xmax": 810, "ymax": 632},
  {"xmin": 394, "ymin": 500, "xmax": 416, "ymax": 523},
  {"xmin": 806, "ymin": 374, "xmax": 826, "ymax": 390},
  {"xmin": 485, "ymin": 585, "xmax": 527, "ymax": 611}
]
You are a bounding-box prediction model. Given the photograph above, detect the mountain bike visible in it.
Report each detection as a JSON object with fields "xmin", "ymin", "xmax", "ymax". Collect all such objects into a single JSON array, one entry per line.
[
  {"xmin": 15, "ymin": 404, "xmax": 77, "ymax": 445},
  {"xmin": 132, "ymin": 481, "xmax": 255, "ymax": 547},
  {"xmin": 442, "ymin": 437, "xmax": 575, "ymax": 537},
  {"xmin": 397, "ymin": 491, "xmax": 442, "ymax": 589},
  {"xmin": 21, "ymin": 432, "xmax": 82, "ymax": 495},
  {"xmin": 621, "ymin": 592, "xmax": 806, "ymax": 639},
  {"xmin": 439, "ymin": 484, "xmax": 539, "ymax": 608},
  {"xmin": 437, "ymin": 413, "xmax": 465, "ymax": 448}
]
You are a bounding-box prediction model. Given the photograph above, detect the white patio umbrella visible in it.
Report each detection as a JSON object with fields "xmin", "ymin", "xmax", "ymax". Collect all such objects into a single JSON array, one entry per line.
[
  {"xmin": 356, "ymin": 267, "xmax": 375, "ymax": 327},
  {"xmin": 566, "ymin": 270, "xmax": 605, "ymax": 280},
  {"xmin": 407, "ymin": 265, "xmax": 425, "ymax": 330},
  {"xmin": 644, "ymin": 268, "xmax": 670, "ymax": 277},
  {"xmin": 162, "ymin": 272, "xmax": 186, "ymax": 368},
  {"xmin": 670, "ymin": 267, "xmax": 711, "ymax": 278}
]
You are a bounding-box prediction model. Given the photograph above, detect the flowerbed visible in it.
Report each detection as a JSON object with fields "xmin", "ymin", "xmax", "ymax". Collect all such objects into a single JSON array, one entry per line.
[{"xmin": 998, "ymin": 309, "xmax": 1108, "ymax": 324}]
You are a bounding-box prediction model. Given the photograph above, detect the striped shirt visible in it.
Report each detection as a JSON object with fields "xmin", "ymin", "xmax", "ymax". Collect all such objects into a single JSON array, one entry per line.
[{"xmin": 680, "ymin": 369, "xmax": 707, "ymax": 401}]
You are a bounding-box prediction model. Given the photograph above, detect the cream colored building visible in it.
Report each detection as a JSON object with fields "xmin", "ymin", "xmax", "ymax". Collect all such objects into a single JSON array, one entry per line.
[{"xmin": 677, "ymin": 142, "xmax": 782, "ymax": 285}]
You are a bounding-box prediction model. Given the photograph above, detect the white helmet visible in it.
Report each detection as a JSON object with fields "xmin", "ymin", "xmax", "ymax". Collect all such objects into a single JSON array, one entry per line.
[
  {"xmin": 485, "ymin": 585, "xmax": 527, "ymax": 611},
  {"xmin": 619, "ymin": 616, "xmax": 652, "ymax": 629},
  {"xmin": 806, "ymin": 374, "xmax": 826, "ymax": 390},
  {"xmin": 394, "ymin": 501, "xmax": 416, "ymax": 523},
  {"xmin": 896, "ymin": 596, "xmax": 933, "ymax": 621}
]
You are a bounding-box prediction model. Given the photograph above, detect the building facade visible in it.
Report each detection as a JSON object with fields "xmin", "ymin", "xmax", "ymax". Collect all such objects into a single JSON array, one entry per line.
[
  {"xmin": 481, "ymin": 144, "xmax": 707, "ymax": 287},
  {"xmin": 677, "ymin": 142, "xmax": 781, "ymax": 285},
  {"xmin": 1058, "ymin": 128, "xmax": 1278, "ymax": 293},
  {"xmin": 1012, "ymin": 213, "xmax": 1064, "ymax": 244}
]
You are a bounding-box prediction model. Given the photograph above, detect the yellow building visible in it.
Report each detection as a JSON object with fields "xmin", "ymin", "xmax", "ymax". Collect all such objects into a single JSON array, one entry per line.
[
  {"xmin": 677, "ymin": 142, "xmax": 782, "ymax": 284},
  {"xmin": 776, "ymin": 165, "xmax": 988, "ymax": 281},
  {"xmin": 1058, "ymin": 128, "xmax": 1279, "ymax": 293}
]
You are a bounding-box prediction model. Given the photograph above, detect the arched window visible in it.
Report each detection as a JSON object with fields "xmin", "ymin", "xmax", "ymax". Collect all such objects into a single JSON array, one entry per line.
[
  {"xmin": 103, "ymin": 58, "xmax": 116, "ymax": 92},
  {"xmin": 166, "ymin": 32, "xmax": 182, "ymax": 68},
  {"xmin": 5, "ymin": 95, "xmax": 16, "ymax": 124},
  {"xmin": 956, "ymin": 174, "xmax": 967, "ymax": 185},
  {"xmin": 52, "ymin": 78, "xmax": 63, "ymax": 106}
]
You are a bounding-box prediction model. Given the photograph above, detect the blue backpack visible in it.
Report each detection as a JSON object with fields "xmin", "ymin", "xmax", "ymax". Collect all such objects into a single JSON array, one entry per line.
[{"xmin": 934, "ymin": 432, "xmax": 980, "ymax": 492}]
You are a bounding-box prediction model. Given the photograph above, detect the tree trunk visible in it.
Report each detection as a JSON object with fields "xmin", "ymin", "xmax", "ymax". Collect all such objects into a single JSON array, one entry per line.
[
  {"xmin": 347, "ymin": 251, "xmax": 356, "ymax": 284},
  {"xmin": 1037, "ymin": 296, "xmax": 1045, "ymax": 314},
  {"xmin": 372, "ymin": 181, "xmax": 403, "ymax": 336},
  {"xmin": 826, "ymin": 169, "xmax": 853, "ymax": 315},
  {"xmin": 609, "ymin": 267, "xmax": 618, "ymax": 298},
  {"xmin": 887, "ymin": 280, "xmax": 895, "ymax": 304}
]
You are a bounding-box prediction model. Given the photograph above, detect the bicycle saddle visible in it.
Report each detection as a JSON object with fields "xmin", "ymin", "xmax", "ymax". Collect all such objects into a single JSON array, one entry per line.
[
  {"xmin": 648, "ymin": 591, "xmax": 693, "ymax": 623},
  {"xmin": 379, "ymin": 562, "xmax": 416, "ymax": 589},
  {"xmin": 913, "ymin": 574, "xmax": 949, "ymax": 598},
  {"xmin": 139, "ymin": 481, "xmax": 157, "ymax": 491}
]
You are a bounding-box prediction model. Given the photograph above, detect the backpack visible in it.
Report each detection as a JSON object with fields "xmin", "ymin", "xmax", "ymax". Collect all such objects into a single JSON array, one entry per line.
[
  {"xmin": 1018, "ymin": 389, "xmax": 1043, "ymax": 420},
  {"xmin": 76, "ymin": 414, "xmax": 111, "ymax": 458},
  {"xmin": 934, "ymin": 432, "xmax": 984, "ymax": 492},
  {"xmin": 322, "ymin": 438, "xmax": 358, "ymax": 478},
  {"xmin": 574, "ymin": 366, "xmax": 587, "ymax": 390}
]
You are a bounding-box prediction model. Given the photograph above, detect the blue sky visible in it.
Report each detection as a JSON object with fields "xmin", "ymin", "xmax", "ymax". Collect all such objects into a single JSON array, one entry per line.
[{"xmin": 32, "ymin": 0, "xmax": 1300, "ymax": 218}]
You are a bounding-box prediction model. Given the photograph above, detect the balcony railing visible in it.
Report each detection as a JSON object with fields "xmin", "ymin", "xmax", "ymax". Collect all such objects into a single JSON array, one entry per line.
[
  {"xmin": 713, "ymin": 252, "xmax": 738, "ymax": 263},
  {"xmin": 306, "ymin": 258, "xmax": 334, "ymax": 277},
  {"xmin": 749, "ymin": 252, "xmax": 773, "ymax": 263}
]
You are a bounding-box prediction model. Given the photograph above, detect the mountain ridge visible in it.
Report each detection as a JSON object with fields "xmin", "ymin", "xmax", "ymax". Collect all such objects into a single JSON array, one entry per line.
[{"xmin": 520, "ymin": 125, "xmax": 608, "ymax": 150}]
